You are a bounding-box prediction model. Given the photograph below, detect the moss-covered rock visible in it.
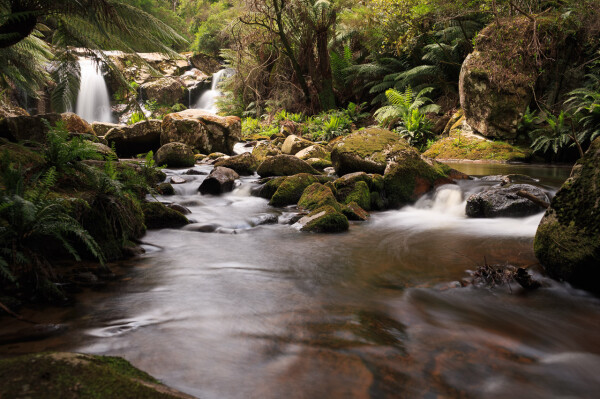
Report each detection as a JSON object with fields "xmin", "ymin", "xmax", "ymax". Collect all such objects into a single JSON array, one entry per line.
[
  {"xmin": 306, "ymin": 158, "xmax": 332, "ymax": 170},
  {"xmin": 156, "ymin": 182, "xmax": 175, "ymax": 195},
  {"xmin": 330, "ymin": 128, "xmax": 400, "ymax": 176},
  {"xmin": 383, "ymin": 153, "xmax": 451, "ymax": 208},
  {"xmin": 155, "ymin": 142, "xmax": 195, "ymax": 168},
  {"xmin": 214, "ymin": 152, "xmax": 258, "ymax": 175},
  {"xmin": 281, "ymin": 134, "xmax": 313, "ymax": 155},
  {"xmin": 0, "ymin": 352, "xmax": 193, "ymax": 399},
  {"xmin": 105, "ymin": 120, "xmax": 162, "ymax": 158},
  {"xmin": 297, "ymin": 183, "xmax": 341, "ymax": 212},
  {"xmin": 252, "ymin": 142, "xmax": 282, "ymax": 163},
  {"xmin": 296, "ymin": 205, "xmax": 349, "ymax": 233},
  {"xmin": 142, "ymin": 201, "xmax": 189, "ymax": 229},
  {"xmin": 0, "ymin": 113, "xmax": 94, "ymax": 143},
  {"xmin": 270, "ymin": 173, "xmax": 320, "ymax": 207},
  {"xmin": 257, "ymin": 154, "xmax": 321, "ymax": 177},
  {"xmin": 342, "ymin": 201, "xmax": 369, "ymax": 221},
  {"xmin": 0, "ymin": 141, "xmax": 45, "ymax": 169},
  {"xmin": 534, "ymin": 138, "xmax": 600, "ymax": 293},
  {"xmin": 253, "ymin": 176, "xmax": 286, "ymax": 199}
]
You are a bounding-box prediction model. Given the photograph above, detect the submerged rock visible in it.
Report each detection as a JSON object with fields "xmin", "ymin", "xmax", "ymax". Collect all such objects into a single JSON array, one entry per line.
[
  {"xmin": 0, "ymin": 352, "xmax": 194, "ymax": 399},
  {"xmin": 198, "ymin": 166, "xmax": 239, "ymax": 195},
  {"xmin": 257, "ymin": 154, "xmax": 321, "ymax": 177},
  {"xmin": 534, "ymin": 138, "xmax": 600, "ymax": 292},
  {"xmin": 466, "ymin": 184, "xmax": 549, "ymax": 218},
  {"xmin": 155, "ymin": 142, "xmax": 195, "ymax": 168}
]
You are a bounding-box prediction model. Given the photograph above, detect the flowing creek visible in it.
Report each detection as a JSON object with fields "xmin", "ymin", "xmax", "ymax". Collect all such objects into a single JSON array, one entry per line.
[{"xmin": 2, "ymin": 160, "xmax": 600, "ymax": 398}]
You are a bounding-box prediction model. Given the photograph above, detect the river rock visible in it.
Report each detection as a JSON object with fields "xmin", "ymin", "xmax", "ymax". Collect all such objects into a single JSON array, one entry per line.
[
  {"xmin": 253, "ymin": 176, "xmax": 286, "ymax": 199},
  {"xmin": 170, "ymin": 176, "xmax": 187, "ymax": 184},
  {"xmin": 0, "ymin": 113, "xmax": 93, "ymax": 143},
  {"xmin": 90, "ymin": 142, "xmax": 116, "ymax": 159},
  {"xmin": 142, "ymin": 202, "xmax": 189, "ymax": 229},
  {"xmin": 330, "ymin": 128, "xmax": 399, "ymax": 175},
  {"xmin": 155, "ymin": 142, "xmax": 195, "ymax": 168},
  {"xmin": 281, "ymin": 134, "xmax": 313, "ymax": 155},
  {"xmin": 189, "ymin": 53, "xmax": 222, "ymax": 74},
  {"xmin": 534, "ymin": 138, "xmax": 600, "ymax": 292},
  {"xmin": 257, "ymin": 154, "xmax": 321, "ymax": 177},
  {"xmin": 466, "ymin": 184, "xmax": 549, "ymax": 218},
  {"xmin": 92, "ymin": 121, "xmax": 121, "ymax": 137},
  {"xmin": 252, "ymin": 142, "xmax": 282, "ymax": 163},
  {"xmin": 342, "ymin": 201, "xmax": 369, "ymax": 221},
  {"xmin": 167, "ymin": 203, "xmax": 191, "ymax": 215},
  {"xmin": 156, "ymin": 182, "xmax": 175, "ymax": 195},
  {"xmin": 60, "ymin": 112, "xmax": 94, "ymax": 135},
  {"xmin": 213, "ymin": 152, "xmax": 258, "ymax": 175},
  {"xmin": 198, "ymin": 166, "xmax": 239, "ymax": 195},
  {"xmin": 161, "ymin": 109, "xmax": 241, "ymax": 154},
  {"xmin": 297, "ymin": 183, "xmax": 341, "ymax": 212},
  {"xmin": 141, "ymin": 76, "xmax": 185, "ymax": 105},
  {"xmin": 104, "ymin": 119, "xmax": 162, "ymax": 157},
  {"xmin": 306, "ymin": 158, "xmax": 332, "ymax": 170},
  {"xmin": 269, "ymin": 173, "xmax": 321, "ymax": 207},
  {"xmin": 295, "ymin": 144, "xmax": 330, "ymax": 160},
  {"xmin": 295, "ymin": 205, "xmax": 349, "ymax": 233},
  {"xmin": 0, "ymin": 352, "xmax": 193, "ymax": 399},
  {"xmin": 334, "ymin": 172, "xmax": 377, "ymax": 211}
]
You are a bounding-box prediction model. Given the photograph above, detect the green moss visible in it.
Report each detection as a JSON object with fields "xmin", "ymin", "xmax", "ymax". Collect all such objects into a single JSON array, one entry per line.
[
  {"xmin": 270, "ymin": 173, "xmax": 319, "ymax": 207},
  {"xmin": 142, "ymin": 201, "xmax": 189, "ymax": 229},
  {"xmin": 342, "ymin": 180, "xmax": 371, "ymax": 211},
  {"xmin": 0, "ymin": 141, "xmax": 45, "ymax": 170},
  {"xmin": 334, "ymin": 128, "xmax": 399, "ymax": 161},
  {"xmin": 423, "ymin": 135, "xmax": 530, "ymax": 162},
  {"xmin": 156, "ymin": 182, "xmax": 175, "ymax": 195},
  {"xmin": 306, "ymin": 158, "xmax": 332, "ymax": 170},
  {"xmin": 342, "ymin": 201, "xmax": 369, "ymax": 221},
  {"xmin": 0, "ymin": 352, "xmax": 184, "ymax": 399},
  {"xmin": 256, "ymin": 176, "xmax": 286, "ymax": 200},
  {"xmin": 297, "ymin": 183, "xmax": 341, "ymax": 212},
  {"xmin": 300, "ymin": 205, "xmax": 349, "ymax": 233}
]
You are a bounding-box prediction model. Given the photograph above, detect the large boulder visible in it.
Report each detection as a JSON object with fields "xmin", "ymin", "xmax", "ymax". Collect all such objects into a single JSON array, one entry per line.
[
  {"xmin": 334, "ymin": 172, "xmax": 378, "ymax": 211},
  {"xmin": 295, "ymin": 205, "xmax": 349, "ymax": 233},
  {"xmin": 155, "ymin": 142, "xmax": 195, "ymax": 167},
  {"xmin": 297, "ymin": 183, "xmax": 341, "ymax": 212},
  {"xmin": 257, "ymin": 154, "xmax": 320, "ymax": 177},
  {"xmin": 252, "ymin": 142, "xmax": 282, "ymax": 163},
  {"xmin": 104, "ymin": 120, "xmax": 162, "ymax": 157},
  {"xmin": 92, "ymin": 122, "xmax": 121, "ymax": 137},
  {"xmin": 141, "ymin": 77, "xmax": 185, "ymax": 105},
  {"xmin": 142, "ymin": 202, "xmax": 189, "ymax": 229},
  {"xmin": 213, "ymin": 152, "xmax": 258, "ymax": 175},
  {"xmin": 161, "ymin": 109, "xmax": 241, "ymax": 154},
  {"xmin": 534, "ymin": 138, "xmax": 600, "ymax": 292},
  {"xmin": 198, "ymin": 166, "xmax": 239, "ymax": 195},
  {"xmin": 0, "ymin": 113, "xmax": 93, "ymax": 143},
  {"xmin": 330, "ymin": 128, "xmax": 400, "ymax": 176},
  {"xmin": 189, "ymin": 53, "xmax": 222, "ymax": 74},
  {"xmin": 459, "ymin": 52, "xmax": 531, "ymax": 140},
  {"xmin": 295, "ymin": 144, "xmax": 329, "ymax": 160},
  {"xmin": 281, "ymin": 134, "xmax": 313, "ymax": 155},
  {"xmin": 466, "ymin": 184, "xmax": 549, "ymax": 218}
]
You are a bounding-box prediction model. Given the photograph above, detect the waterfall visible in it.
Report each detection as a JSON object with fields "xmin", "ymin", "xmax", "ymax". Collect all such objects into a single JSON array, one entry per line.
[
  {"xmin": 193, "ymin": 69, "xmax": 234, "ymax": 113},
  {"xmin": 75, "ymin": 58, "xmax": 114, "ymax": 123}
]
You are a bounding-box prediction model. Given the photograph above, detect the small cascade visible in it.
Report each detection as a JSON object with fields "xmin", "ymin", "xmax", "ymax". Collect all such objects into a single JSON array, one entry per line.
[
  {"xmin": 193, "ymin": 69, "xmax": 234, "ymax": 113},
  {"xmin": 75, "ymin": 58, "xmax": 114, "ymax": 123}
]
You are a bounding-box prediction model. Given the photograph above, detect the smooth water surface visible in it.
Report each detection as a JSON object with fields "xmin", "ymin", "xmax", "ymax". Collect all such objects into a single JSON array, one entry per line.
[{"xmin": 2, "ymin": 162, "xmax": 599, "ymax": 399}]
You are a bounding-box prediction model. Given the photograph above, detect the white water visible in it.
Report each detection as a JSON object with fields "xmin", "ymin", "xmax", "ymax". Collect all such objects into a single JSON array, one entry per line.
[
  {"xmin": 75, "ymin": 58, "xmax": 114, "ymax": 123},
  {"xmin": 193, "ymin": 69, "xmax": 234, "ymax": 113}
]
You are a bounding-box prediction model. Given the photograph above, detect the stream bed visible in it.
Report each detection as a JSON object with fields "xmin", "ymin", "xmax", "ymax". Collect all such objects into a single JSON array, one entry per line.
[{"xmin": 2, "ymin": 162, "xmax": 599, "ymax": 398}]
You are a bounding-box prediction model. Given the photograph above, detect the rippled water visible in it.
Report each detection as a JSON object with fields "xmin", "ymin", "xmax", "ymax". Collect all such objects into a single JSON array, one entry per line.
[{"xmin": 2, "ymin": 161, "xmax": 600, "ymax": 399}]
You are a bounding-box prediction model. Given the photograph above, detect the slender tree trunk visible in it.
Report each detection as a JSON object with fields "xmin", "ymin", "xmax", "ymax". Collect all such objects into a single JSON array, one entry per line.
[{"xmin": 315, "ymin": 27, "xmax": 335, "ymax": 110}]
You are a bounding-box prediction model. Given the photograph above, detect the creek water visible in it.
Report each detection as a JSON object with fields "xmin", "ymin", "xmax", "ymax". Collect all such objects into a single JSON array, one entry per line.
[
  {"xmin": 2, "ymin": 160, "xmax": 600, "ymax": 398},
  {"xmin": 75, "ymin": 58, "xmax": 114, "ymax": 123}
]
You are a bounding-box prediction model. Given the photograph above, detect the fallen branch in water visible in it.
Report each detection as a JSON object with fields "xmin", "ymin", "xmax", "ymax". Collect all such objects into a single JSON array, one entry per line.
[
  {"xmin": 0, "ymin": 300, "xmax": 38, "ymax": 324},
  {"xmin": 517, "ymin": 190, "xmax": 550, "ymax": 209}
]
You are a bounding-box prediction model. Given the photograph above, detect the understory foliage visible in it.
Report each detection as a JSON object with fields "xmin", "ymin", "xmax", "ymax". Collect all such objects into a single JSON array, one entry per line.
[{"xmin": 0, "ymin": 122, "xmax": 160, "ymax": 300}]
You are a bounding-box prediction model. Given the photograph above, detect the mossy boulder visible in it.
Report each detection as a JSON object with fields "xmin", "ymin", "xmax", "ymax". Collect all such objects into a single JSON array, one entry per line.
[
  {"xmin": 156, "ymin": 182, "xmax": 175, "ymax": 195},
  {"xmin": 198, "ymin": 166, "xmax": 239, "ymax": 195},
  {"xmin": 383, "ymin": 153, "xmax": 451, "ymax": 208},
  {"xmin": 281, "ymin": 134, "xmax": 313, "ymax": 155},
  {"xmin": 0, "ymin": 141, "xmax": 45, "ymax": 169},
  {"xmin": 92, "ymin": 122, "xmax": 121, "ymax": 137},
  {"xmin": 0, "ymin": 113, "xmax": 93, "ymax": 143},
  {"xmin": 257, "ymin": 154, "xmax": 321, "ymax": 177},
  {"xmin": 141, "ymin": 76, "xmax": 185, "ymax": 105},
  {"xmin": 305, "ymin": 158, "xmax": 332, "ymax": 170},
  {"xmin": 534, "ymin": 138, "xmax": 600, "ymax": 293},
  {"xmin": 0, "ymin": 352, "xmax": 193, "ymax": 399},
  {"xmin": 296, "ymin": 205, "xmax": 349, "ymax": 233},
  {"xmin": 269, "ymin": 173, "xmax": 321, "ymax": 207},
  {"xmin": 466, "ymin": 184, "xmax": 549, "ymax": 218},
  {"xmin": 295, "ymin": 144, "xmax": 329, "ymax": 160},
  {"xmin": 330, "ymin": 128, "xmax": 400, "ymax": 176},
  {"xmin": 253, "ymin": 176, "xmax": 286, "ymax": 199},
  {"xmin": 142, "ymin": 201, "xmax": 189, "ymax": 229},
  {"xmin": 105, "ymin": 120, "xmax": 162, "ymax": 158},
  {"xmin": 297, "ymin": 183, "xmax": 341, "ymax": 212},
  {"xmin": 155, "ymin": 142, "xmax": 195, "ymax": 168},
  {"xmin": 252, "ymin": 142, "xmax": 282, "ymax": 163},
  {"xmin": 90, "ymin": 142, "xmax": 117, "ymax": 159},
  {"xmin": 161, "ymin": 109, "xmax": 241, "ymax": 155},
  {"xmin": 214, "ymin": 152, "xmax": 258, "ymax": 175}
]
